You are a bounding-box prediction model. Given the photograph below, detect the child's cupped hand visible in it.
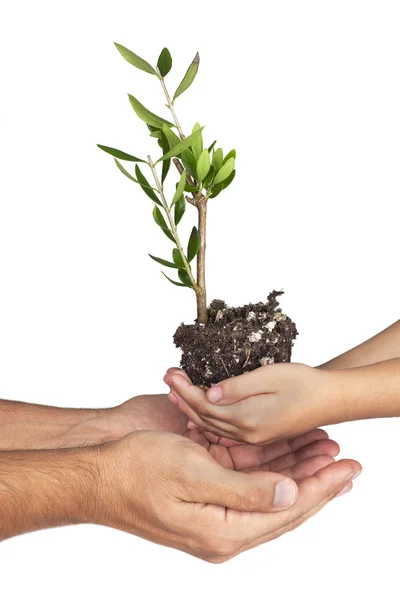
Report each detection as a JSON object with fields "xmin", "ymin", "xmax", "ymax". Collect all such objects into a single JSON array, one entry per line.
[{"xmin": 164, "ymin": 363, "xmax": 343, "ymax": 445}]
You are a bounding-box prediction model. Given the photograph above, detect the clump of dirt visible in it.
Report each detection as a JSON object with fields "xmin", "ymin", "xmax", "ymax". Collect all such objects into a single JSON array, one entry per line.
[{"xmin": 173, "ymin": 291, "xmax": 298, "ymax": 387}]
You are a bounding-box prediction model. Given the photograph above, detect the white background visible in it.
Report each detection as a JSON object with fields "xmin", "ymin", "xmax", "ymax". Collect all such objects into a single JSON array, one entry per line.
[{"xmin": 0, "ymin": 0, "xmax": 399, "ymax": 598}]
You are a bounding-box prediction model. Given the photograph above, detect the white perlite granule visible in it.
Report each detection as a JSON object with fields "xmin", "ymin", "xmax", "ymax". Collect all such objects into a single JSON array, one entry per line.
[
  {"xmin": 265, "ymin": 321, "xmax": 276, "ymax": 331},
  {"xmin": 247, "ymin": 311, "xmax": 256, "ymax": 321},
  {"xmin": 248, "ymin": 330, "xmax": 263, "ymax": 343},
  {"xmin": 260, "ymin": 356, "xmax": 274, "ymax": 366}
]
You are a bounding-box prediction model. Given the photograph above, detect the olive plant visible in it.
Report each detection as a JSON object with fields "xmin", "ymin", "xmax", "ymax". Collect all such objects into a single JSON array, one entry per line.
[{"xmin": 98, "ymin": 44, "xmax": 236, "ymax": 323}]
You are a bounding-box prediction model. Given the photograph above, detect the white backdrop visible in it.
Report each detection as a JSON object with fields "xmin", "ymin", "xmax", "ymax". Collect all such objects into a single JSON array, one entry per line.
[{"xmin": 0, "ymin": 1, "xmax": 399, "ymax": 598}]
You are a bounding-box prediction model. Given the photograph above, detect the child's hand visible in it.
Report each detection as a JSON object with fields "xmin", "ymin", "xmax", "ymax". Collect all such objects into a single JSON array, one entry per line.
[{"xmin": 164, "ymin": 364, "xmax": 343, "ymax": 445}]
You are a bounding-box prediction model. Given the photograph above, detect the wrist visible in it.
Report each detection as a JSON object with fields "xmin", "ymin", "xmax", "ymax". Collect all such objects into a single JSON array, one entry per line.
[{"xmin": 309, "ymin": 366, "xmax": 350, "ymax": 427}]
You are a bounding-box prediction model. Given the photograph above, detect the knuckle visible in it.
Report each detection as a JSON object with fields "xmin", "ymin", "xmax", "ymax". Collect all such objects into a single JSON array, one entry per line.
[
  {"xmin": 244, "ymin": 429, "xmax": 262, "ymax": 445},
  {"xmin": 241, "ymin": 485, "xmax": 263, "ymax": 511}
]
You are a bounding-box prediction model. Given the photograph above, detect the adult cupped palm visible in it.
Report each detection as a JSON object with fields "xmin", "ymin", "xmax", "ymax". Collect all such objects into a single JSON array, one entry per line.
[{"xmin": 91, "ymin": 394, "xmax": 360, "ymax": 562}]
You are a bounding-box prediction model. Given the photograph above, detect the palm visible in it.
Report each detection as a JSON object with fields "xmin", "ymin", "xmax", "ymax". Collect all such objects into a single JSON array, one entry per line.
[
  {"xmin": 114, "ymin": 394, "xmax": 339, "ymax": 482},
  {"xmin": 185, "ymin": 428, "xmax": 339, "ymax": 481}
]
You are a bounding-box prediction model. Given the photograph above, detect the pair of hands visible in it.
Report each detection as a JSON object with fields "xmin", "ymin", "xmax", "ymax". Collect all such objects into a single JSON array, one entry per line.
[
  {"xmin": 164, "ymin": 363, "xmax": 342, "ymax": 445},
  {"xmin": 93, "ymin": 388, "xmax": 360, "ymax": 562}
]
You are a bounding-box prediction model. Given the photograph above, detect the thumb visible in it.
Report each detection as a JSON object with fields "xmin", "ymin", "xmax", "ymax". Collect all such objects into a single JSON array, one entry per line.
[
  {"xmin": 192, "ymin": 462, "xmax": 298, "ymax": 513},
  {"xmin": 206, "ymin": 366, "xmax": 276, "ymax": 405}
]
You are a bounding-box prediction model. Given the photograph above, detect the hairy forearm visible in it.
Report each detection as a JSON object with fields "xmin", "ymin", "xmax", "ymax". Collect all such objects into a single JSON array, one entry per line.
[
  {"xmin": 0, "ymin": 446, "xmax": 100, "ymax": 541},
  {"xmin": 0, "ymin": 399, "xmax": 118, "ymax": 450},
  {"xmin": 319, "ymin": 320, "xmax": 400, "ymax": 370},
  {"xmin": 328, "ymin": 358, "xmax": 400, "ymax": 423}
]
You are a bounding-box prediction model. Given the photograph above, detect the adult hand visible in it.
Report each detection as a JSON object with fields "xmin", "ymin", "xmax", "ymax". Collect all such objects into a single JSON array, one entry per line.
[{"xmin": 96, "ymin": 431, "xmax": 361, "ymax": 562}]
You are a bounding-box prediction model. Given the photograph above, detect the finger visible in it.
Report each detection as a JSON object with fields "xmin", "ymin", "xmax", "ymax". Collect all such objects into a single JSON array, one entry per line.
[
  {"xmin": 245, "ymin": 455, "xmax": 336, "ymax": 480},
  {"xmin": 165, "ymin": 367, "xmax": 192, "ymax": 386},
  {"xmin": 227, "ymin": 459, "xmax": 361, "ymax": 552},
  {"xmin": 204, "ymin": 365, "xmax": 278, "ymax": 405},
  {"xmin": 266, "ymin": 439, "xmax": 340, "ymax": 473},
  {"xmin": 171, "ymin": 373, "xmax": 226, "ymax": 420},
  {"xmin": 170, "ymin": 376, "xmax": 239, "ymax": 436},
  {"xmin": 185, "ymin": 459, "xmax": 299, "ymax": 513},
  {"xmin": 168, "ymin": 391, "xmax": 240, "ymax": 440},
  {"xmin": 227, "ymin": 430, "xmax": 335, "ymax": 471}
]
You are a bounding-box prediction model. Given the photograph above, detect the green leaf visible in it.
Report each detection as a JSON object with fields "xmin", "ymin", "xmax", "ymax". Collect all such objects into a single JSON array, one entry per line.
[
  {"xmin": 223, "ymin": 149, "xmax": 236, "ymax": 164},
  {"xmin": 178, "ymin": 269, "xmax": 192, "ymax": 287},
  {"xmin": 162, "ymin": 272, "xmax": 186, "ymax": 287},
  {"xmin": 128, "ymin": 95, "xmax": 175, "ymax": 129},
  {"xmin": 221, "ymin": 169, "xmax": 236, "ymax": 190},
  {"xmin": 209, "ymin": 171, "xmax": 236, "ymax": 198},
  {"xmin": 202, "ymin": 165, "xmax": 215, "ymax": 189},
  {"xmin": 197, "ymin": 149, "xmax": 210, "ymax": 182},
  {"xmin": 135, "ymin": 165, "xmax": 162, "ymax": 205},
  {"xmin": 213, "ymin": 157, "xmax": 235, "ymax": 185},
  {"xmin": 208, "ymin": 140, "xmax": 217, "ymax": 153},
  {"xmin": 209, "ymin": 183, "xmax": 223, "ymax": 198},
  {"xmin": 181, "ymin": 149, "xmax": 198, "ymax": 179},
  {"xmin": 187, "ymin": 226, "xmax": 200, "ymax": 262},
  {"xmin": 162, "ymin": 126, "xmax": 182, "ymax": 151},
  {"xmin": 160, "ymin": 132, "xmax": 171, "ymax": 184},
  {"xmin": 184, "ymin": 183, "xmax": 198, "ymax": 193},
  {"xmin": 114, "ymin": 159, "xmax": 138, "ymax": 182},
  {"xmin": 149, "ymin": 254, "xmax": 178, "ymax": 268},
  {"xmin": 174, "ymin": 194, "xmax": 186, "ymax": 225},
  {"xmin": 114, "ymin": 159, "xmax": 159, "ymax": 192},
  {"xmin": 114, "ymin": 43, "xmax": 157, "ymax": 75},
  {"xmin": 97, "ymin": 145, "xmax": 146, "ymax": 162},
  {"xmin": 171, "ymin": 170, "xmax": 187, "ymax": 207},
  {"xmin": 157, "ymin": 47, "xmax": 172, "ymax": 77},
  {"xmin": 191, "ymin": 123, "xmax": 203, "ymax": 160},
  {"xmin": 212, "ymin": 148, "xmax": 223, "ymax": 172},
  {"xmin": 152, "ymin": 205, "xmax": 175, "ymax": 242},
  {"xmin": 155, "ymin": 127, "xmax": 204, "ymax": 163},
  {"xmin": 173, "ymin": 52, "xmax": 200, "ymax": 101},
  {"xmin": 149, "ymin": 130, "xmax": 162, "ymax": 139},
  {"xmin": 172, "ymin": 248, "xmax": 185, "ymax": 268}
]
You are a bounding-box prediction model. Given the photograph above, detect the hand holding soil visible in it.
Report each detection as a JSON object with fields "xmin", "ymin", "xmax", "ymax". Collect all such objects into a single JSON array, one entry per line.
[{"xmin": 166, "ymin": 321, "xmax": 400, "ymax": 445}]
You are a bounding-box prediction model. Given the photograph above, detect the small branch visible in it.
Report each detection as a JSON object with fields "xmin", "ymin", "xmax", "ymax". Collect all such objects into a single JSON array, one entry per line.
[
  {"xmin": 156, "ymin": 69, "xmax": 185, "ymax": 140},
  {"xmin": 147, "ymin": 156, "xmax": 197, "ymax": 291}
]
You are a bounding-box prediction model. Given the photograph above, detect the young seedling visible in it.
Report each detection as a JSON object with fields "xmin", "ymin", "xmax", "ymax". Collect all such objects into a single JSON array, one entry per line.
[
  {"xmin": 98, "ymin": 44, "xmax": 236, "ymax": 324},
  {"xmin": 98, "ymin": 44, "xmax": 297, "ymax": 386}
]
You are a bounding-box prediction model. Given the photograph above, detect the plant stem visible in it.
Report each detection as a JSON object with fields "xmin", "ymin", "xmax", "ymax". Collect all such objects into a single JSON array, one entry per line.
[
  {"xmin": 196, "ymin": 199, "xmax": 208, "ymax": 323},
  {"xmin": 147, "ymin": 155, "xmax": 197, "ymax": 291},
  {"xmin": 155, "ymin": 72, "xmax": 209, "ymax": 323},
  {"xmin": 156, "ymin": 69, "xmax": 185, "ymax": 140}
]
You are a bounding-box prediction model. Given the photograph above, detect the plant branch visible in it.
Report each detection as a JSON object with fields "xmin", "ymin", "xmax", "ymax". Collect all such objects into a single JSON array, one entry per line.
[
  {"xmin": 156, "ymin": 69, "xmax": 185, "ymax": 140},
  {"xmin": 154, "ymin": 74, "xmax": 209, "ymax": 323},
  {"xmin": 147, "ymin": 155, "xmax": 197, "ymax": 291}
]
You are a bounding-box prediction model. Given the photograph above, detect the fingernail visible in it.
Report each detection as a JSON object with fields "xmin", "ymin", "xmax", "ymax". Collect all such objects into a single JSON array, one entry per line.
[
  {"xmin": 207, "ymin": 385, "xmax": 223, "ymax": 403},
  {"xmin": 336, "ymin": 485, "xmax": 351, "ymax": 498},
  {"xmin": 187, "ymin": 420, "xmax": 198, "ymax": 430},
  {"xmin": 163, "ymin": 374, "xmax": 172, "ymax": 387},
  {"xmin": 273, "ymin": 480, "xmax": 296, "ymax": 508},
  {"xmin": 168, "ymin": 391, "xmax": 180, "ymax": 406},
  {"xmin": 351, "ymin": 470, "xmax": 362, "ymax": 481}
]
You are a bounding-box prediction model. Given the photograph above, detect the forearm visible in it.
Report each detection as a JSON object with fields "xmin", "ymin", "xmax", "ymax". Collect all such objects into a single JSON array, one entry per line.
[
  {"xmin": 0, "ymin": 445, "xmax": 100, "ymax": 541},
  {"xmin": 319, "ymin": 320, "xmax": 400, "ymax": 370},
  {"xmin": 327, "ymin": 358, "xmax": 400, "ymax": 423},
  {"xmin": 0, "ymin": 399, "xmax": 118, "ymax": 450}
]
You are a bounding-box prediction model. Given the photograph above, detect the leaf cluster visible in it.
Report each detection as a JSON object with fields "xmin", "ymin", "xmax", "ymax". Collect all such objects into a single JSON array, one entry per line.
[{"xmin": 97, "ymin": 44, "xmax": 236, "ymax": 290}]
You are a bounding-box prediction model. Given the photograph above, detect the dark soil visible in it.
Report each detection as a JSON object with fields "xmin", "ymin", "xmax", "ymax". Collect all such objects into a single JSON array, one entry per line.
[{"xmin": 173, "ymin": 291, "xmax": 298, "ymax": 387}]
